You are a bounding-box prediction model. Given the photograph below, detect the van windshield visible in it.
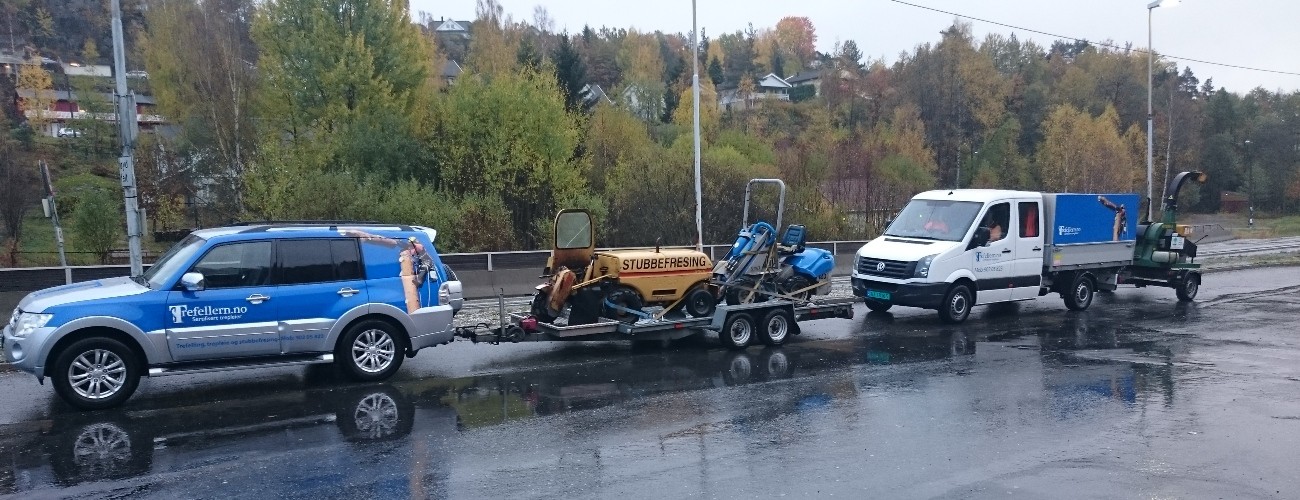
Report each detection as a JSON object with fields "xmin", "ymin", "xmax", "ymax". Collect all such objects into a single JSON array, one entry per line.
[
  {"xmin": 884, "ymin": 200, "xmax": 983, "ymax": 242},
  {"xmin": 144, "ymin": 235, "xmax": 207, "ymax": 289}
]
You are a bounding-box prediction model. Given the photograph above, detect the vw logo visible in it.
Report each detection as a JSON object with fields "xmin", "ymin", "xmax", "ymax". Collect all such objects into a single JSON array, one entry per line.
[{"xmin": 875, "ymin": 261, "xmax": 886, "ymax": 272}]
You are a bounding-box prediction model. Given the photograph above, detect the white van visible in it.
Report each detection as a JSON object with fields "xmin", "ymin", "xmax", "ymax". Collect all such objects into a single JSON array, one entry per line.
[{"xmin": 851, "ymin": 189, "xmax": 1139, "ymax": 323}]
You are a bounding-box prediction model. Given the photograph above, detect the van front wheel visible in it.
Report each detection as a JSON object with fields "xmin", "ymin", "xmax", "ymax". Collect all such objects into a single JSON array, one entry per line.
[{"xmin": 939, "ymin": 284, "xmax": 972, "ymax": 324}]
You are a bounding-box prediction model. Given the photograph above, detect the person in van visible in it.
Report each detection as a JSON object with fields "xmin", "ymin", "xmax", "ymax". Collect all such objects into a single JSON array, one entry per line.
[{"xmin": 982, "ymin": 204, "xmax": 1010, "ymax": 242}]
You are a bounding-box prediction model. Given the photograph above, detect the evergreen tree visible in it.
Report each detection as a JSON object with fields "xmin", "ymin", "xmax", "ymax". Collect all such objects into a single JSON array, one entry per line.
[
  {"xmin": 707, "ymin": 56, "xmax": 724, "ymax": 86},
  {"xmin": 552, "ymin": 33, "xmax": 591, "ymax": 114}
]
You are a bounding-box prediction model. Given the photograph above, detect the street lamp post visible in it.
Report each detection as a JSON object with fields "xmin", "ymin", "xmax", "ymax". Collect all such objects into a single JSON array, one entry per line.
[
  {"xmin": 1147, "ymin": 0, "xmax": 1179, "ymax": 223},
  {"xmin": 691, "ymin": 0, "xmax": 703, "ymax": 252}
]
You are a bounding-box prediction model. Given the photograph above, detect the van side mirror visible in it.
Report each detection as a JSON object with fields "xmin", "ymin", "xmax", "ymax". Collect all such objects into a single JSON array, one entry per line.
[
  {"xmin": 180, "ymin": 272, "xmax": 205, "ymax": 292},
  {"xmin": 968, "ymin": 227, "xmax": 991, "ymax": 251}
]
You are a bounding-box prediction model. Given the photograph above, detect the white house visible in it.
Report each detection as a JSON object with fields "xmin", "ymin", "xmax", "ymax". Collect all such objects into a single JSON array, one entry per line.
[{"xmin": 719, "ymin": 73, "xmax": 792, "ymax": 111}]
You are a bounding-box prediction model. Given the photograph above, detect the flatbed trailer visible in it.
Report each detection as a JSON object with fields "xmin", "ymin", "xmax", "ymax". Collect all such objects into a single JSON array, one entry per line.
[{"xmin": 454, "ymin": 296, "xmax": 856, "ymax": 349}]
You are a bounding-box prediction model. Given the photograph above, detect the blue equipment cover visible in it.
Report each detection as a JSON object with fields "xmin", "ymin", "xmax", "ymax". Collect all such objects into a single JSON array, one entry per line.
[
  {"xmin": 784, "ymin": 248, "xmax": 835, "ymax": 278},
  {"xmin": 1051, "ymin": 193, "xmax": 1139, "ymax": 244}
]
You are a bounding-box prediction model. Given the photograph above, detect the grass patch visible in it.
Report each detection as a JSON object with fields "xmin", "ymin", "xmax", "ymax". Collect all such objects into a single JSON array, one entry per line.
[{"xmin": 1230, "ymin": 215, "xmax": 1300, "ymax": 239}]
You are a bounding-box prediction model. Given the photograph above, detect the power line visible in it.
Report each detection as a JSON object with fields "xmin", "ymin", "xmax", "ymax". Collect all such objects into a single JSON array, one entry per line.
[{"xmin": 888, "ymin": 0, "xmax": 1300, "ymax": 77}]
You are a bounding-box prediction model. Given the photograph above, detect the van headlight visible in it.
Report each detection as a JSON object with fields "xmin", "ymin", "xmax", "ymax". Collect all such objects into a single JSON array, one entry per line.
[
  {"xmin": 11, "ymin": 312, "xmax": 53, "ymax": 338},
  {"xmin": 914, "ymin": 254, "xmax": 938, "ymax": 278}
]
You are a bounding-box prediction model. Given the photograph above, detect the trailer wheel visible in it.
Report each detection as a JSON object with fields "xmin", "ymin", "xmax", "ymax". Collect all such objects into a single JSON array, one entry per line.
[
  {"xmin": 864, "ymin": 299, "xmax": 892, "ymax": 312},
  {"xmin": 1175, "ymin": 272, "xmax": 1200, "ymax": 301},
  {"xmin": 939, "ymin": 284, "xmax": 972, "ymax": 324},
  {"xmin": 683, "ymin": 286, "xmax": 717, "ymax": 318},
  {"xmin": 757, "ymin": 308, "xmax": 792, "ymax": 346},
  {"xmin": 1063, "ymin": 274, "xmax": 1095, "ymax": 311},
  {"xmin": 720, "ymin": 313, "xmax": 756, "ymax": 349}
]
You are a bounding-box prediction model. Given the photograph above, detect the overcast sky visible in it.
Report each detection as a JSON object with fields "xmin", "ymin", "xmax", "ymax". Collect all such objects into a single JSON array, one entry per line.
[{"xmin": 409, "ymin": 0, "xmax": 1300, "ymax": 94}]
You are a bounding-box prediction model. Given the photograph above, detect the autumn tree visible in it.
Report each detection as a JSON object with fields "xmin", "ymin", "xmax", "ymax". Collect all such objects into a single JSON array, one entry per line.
[
  {"xmin": 895, "ymin": 22, "xmax": 1009, "ymax": 187},
  {"xmin": 718, "ymin": 30, "xmax": 755, "ymax": 86},
  {"xmin": 431, "ymin": 70, "xmax": 592, "ymax": 247},
  {"xmin": 466, "ymin": 0, "xmax": 520, "ymax": 79},
  {"xmin": 249, "ymin": 0, "xmax": 433, "ymax": 208},
  {"xmin": 671, "ymin": 74, "xmax": 720, "ymax": 139},
  {"xmin": 774, "ymin": 16, "xmax": 816, "ymax": 71},
  {"xmin": 16, "ymin": 60, "xmax": 54, "ymax": 133},
  {"xmin": 1036, "ymin": 104, "xmax": 1140, "ymax": 193},
  {"xmin": 618, "ymin": 30, "xmax": 666, "ymax": 122}
]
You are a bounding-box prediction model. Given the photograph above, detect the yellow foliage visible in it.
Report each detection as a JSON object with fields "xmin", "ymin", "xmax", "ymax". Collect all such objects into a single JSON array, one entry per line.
[{"xmin": 16, "ymin": 62, "xmax": 54, "ymax": 131}]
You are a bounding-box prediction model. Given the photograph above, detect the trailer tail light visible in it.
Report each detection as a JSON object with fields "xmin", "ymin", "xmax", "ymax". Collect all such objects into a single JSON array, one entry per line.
[
  {"xmin": 674, "ymin": 323, "xmax": 685, "ymax": 329},
  {"xmin": 521, "ymin": 316, "xmax": 539, "ymax": 332}
]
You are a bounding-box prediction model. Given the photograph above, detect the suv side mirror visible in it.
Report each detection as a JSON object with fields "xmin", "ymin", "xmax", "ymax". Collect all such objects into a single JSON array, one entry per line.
[
  {"xmin": 968, "ymin": 227, "xmax": 991, "ymax": 251},
  {"xmin": 180, "ymin": 272, "xmax": 206, "ymax": 292}
]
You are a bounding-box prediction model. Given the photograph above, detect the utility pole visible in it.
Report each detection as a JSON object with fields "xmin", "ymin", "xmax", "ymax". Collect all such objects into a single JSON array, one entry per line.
[
  {"xmin": 39, "ymin": 161, "xmax": 71, "ymax": 284},
  {"xmin": 111, "ymin": 0, "xmax": 143, "ymax": 276}
]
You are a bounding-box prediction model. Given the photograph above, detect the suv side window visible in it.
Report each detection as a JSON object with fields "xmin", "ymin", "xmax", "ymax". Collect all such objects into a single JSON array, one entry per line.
[
  {"xmin": 190, "ymin": 241, "xmax": 273, "ymax": 289},
  {"xmin": 332, "ymin": 239, "xmax": 363, "ymax": 281},
  {"xmin": 277, "ymin": 239, "xmax": 364, "ymax": 285}
]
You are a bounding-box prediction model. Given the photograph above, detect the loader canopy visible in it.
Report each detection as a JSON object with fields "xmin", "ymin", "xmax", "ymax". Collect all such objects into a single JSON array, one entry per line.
[{"xmin": 552, "ymin": 209, "xmax": 595, "ymax": 270}]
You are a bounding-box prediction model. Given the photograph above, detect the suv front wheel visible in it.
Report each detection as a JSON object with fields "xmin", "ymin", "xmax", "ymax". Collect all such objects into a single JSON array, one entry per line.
[
  {"xmin": 337, "ymin": 319, "xmax": 406, "ymax": 382},
  {"xmin": 51, "ymin": 337, "xmax": 142, "ymax": 410}
]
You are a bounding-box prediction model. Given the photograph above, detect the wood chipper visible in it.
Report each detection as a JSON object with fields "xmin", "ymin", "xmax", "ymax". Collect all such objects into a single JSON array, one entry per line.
[
  {"xmin": 530, "ymin": 209, "xmax": 718, "ymax": 325},
  {"xmin": 1122, "ymin": 170, "xmax": 1207, "ymax": 300}
]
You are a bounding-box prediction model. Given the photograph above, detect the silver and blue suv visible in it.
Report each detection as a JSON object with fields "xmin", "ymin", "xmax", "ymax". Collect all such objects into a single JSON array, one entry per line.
[{"xmin": 3, "ymin": 222, "xmax": 464, "ymax": 409}]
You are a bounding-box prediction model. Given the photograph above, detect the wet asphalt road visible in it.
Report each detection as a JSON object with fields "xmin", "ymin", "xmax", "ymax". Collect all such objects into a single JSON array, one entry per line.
[{"xmin": 2, "ymin": 266, "xmax": 1299, "ymax": 499}]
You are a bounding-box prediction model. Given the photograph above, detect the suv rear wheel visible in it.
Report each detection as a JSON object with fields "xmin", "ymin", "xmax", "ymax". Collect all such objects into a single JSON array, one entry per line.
[
  {"xmin": 337, "ymin": 320, "xmax": 406, "ymax": 382},
  {"xmin": 51, "ymin": 337, "xmax": 142, "ymax": 410}
]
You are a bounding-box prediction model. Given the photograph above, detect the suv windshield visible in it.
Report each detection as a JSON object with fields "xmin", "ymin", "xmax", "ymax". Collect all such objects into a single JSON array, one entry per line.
[
  {"xmin": 144, "ymin": 234, "xmax": 206, "ymax": 288},
  {"xmin": 884, "ymin": 200, "xmax": 983, "ymax": 242}
]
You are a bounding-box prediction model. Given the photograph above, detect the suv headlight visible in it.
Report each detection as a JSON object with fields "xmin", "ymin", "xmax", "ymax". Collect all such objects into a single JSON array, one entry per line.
[
  {"xmin": 11, "ymin": 312, "xmax": 53, "ymax": 338},
  {"xmin": 914, "ymin": 254, "xmax": 938, "ymax": 278}
]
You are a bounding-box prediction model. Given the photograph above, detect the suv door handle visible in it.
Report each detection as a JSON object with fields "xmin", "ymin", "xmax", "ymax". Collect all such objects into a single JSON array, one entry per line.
[
  {"xmin": 337, "ymin": 287, "xmax": 360, "ymax": 297},
  {"xmin": 1001, "ymin": 249, "xmax": 1012, "ymax": 254},
  {"xmin": 1032, "ymin": 246, "xmax": 1042, "ymax": 252},
  {"xmin": 246, "ymin": 294, "xmax": 271, "ymax": 304}
]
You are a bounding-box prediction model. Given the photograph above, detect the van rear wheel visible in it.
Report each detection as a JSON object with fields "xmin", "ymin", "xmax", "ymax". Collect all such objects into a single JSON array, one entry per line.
[{"xmin": 1063, "ymin": 274, "xmax": 1095, "ymax": 311}]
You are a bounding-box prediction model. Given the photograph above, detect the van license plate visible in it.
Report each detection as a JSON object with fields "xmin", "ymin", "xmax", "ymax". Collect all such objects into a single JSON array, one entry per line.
[{"xmin": 866, "ymin": 290, "xmax": 891, "ymax": 300}]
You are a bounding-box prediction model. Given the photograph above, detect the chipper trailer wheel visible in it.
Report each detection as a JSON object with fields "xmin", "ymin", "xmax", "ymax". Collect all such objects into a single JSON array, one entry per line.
[{"xmin": 1176, "ymin": 272, "xmax": 1201, "ymax": 302}]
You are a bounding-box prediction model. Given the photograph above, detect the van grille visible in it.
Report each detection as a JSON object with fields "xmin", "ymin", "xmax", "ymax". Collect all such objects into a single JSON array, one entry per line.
[{"xmin": 855, "ymin": 257, "xmax": 915, "ymax": 279}]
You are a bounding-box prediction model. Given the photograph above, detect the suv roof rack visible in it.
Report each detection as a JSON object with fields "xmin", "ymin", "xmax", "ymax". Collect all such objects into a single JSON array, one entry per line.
[
  {"xmin": 229, "ymin": 220, "xmax": 416, "ymax": 233},
  {"xmin": 229, "ymin": 220, "xmax": 384, "ymax": 226}
]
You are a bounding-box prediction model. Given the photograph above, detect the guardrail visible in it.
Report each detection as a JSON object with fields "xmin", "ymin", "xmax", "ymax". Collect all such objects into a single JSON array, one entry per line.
[
  {"xmin": 439, "ymin": 241, "xmax": 870, "ymax": 271},
  {"xmin": 0, "ymin": 240, "xmax": 873, "ymax": 292}
]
